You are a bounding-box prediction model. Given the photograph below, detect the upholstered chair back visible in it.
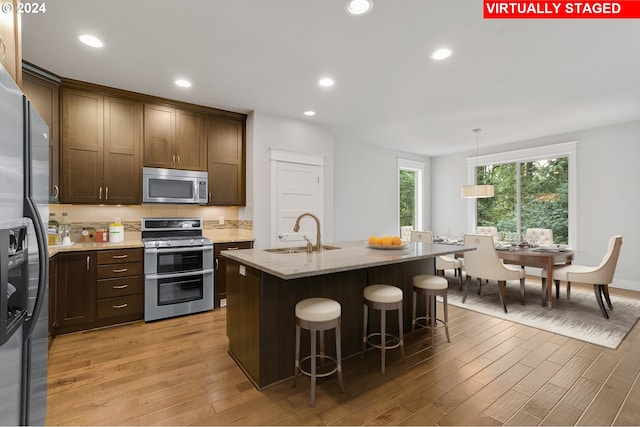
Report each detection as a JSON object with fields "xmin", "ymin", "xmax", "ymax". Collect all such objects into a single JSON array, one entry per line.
[
  {"xmin": 476, "ymin": 226, "xmax": 499, "ymax": 244},
  {"xmin": 525, "ymin": 228, "xmax": 554, "ymax": 246},
  {"xmin": 410, "ymin": 230, "xmax": 433, "ymax": 243},
  {"xmin": 568, "ymin": 235, "xmax": 622, "ymax": 285},
  {"xmin": 463, "ymin": 234, "xmax": 522, "ymax": 282}
]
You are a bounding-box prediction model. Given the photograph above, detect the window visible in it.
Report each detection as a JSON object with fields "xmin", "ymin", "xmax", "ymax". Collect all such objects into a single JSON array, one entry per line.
[
  {"xmin": 467, "ymin": 142, "xmax": 577, "ymax": 247},
  {"xmin": 398, "ymin": 159, "xmax": 423, "ymax": 234}
]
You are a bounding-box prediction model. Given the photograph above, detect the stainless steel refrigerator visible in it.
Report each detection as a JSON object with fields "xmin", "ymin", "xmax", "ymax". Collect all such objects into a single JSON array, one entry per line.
[{"xmin": 0, "ymin": 63, "xmax": 49, "ymax": 425}]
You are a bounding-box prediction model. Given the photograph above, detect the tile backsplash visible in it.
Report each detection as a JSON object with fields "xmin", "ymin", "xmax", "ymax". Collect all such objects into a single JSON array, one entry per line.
[{"xmin": 49, "ymin": 204, "xmax": 252, "ymax": 242}]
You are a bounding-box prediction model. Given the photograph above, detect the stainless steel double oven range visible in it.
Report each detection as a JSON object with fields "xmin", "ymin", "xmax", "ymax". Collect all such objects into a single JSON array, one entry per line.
[{"xmin": 142, "ymin": 218, "xmax": 213, "ymax": 322}]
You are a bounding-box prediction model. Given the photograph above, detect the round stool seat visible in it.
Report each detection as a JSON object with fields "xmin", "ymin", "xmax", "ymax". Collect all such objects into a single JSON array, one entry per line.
[
  {"xmin": 364, "ymin": 284, "xmax": 403, "ymax": 304},
  {"xmin": 296, "ymin": 297, "xmax": 341, "ymax": 323},
  {"xmin": 413, "ymin": 275, "xmax": 448, "ymax": 291}
]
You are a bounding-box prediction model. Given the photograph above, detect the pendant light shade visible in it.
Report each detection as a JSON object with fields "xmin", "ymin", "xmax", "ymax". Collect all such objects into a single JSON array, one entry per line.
[
  {"xmin": 461, "ymin": 128, "xmax": 494, "ymax": 199},
  {"xmin": 461, "ymin": 184, "xmax": 494, "ymax": 198}
]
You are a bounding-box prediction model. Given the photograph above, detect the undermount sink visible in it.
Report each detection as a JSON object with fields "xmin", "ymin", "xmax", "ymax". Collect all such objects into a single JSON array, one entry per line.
[{"xmin": 264, "ymin": 245, "xmax": 341, "ymax": 254}]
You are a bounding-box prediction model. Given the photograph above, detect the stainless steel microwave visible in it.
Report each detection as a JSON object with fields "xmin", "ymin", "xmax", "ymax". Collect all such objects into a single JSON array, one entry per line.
[{"xmin": 142, "ymin": 167, "xmax": 208, "ymax": 204}]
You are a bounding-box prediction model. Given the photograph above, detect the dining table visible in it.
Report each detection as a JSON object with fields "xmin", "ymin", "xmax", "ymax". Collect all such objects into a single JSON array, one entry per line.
[
  {"xmin": 439, "ymin": 238, "xmax": 574, "ymax": 310},
  {"xmin": 495, "ymin": 246, "xmax": 574, "ymax": 309}
]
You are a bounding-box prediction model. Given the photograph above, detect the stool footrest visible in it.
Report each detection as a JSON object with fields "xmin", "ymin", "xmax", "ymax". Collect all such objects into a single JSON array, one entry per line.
[
  {"xmin": 414, "ymin": 316, "xmax": 446, "ymax": 331},
  {"xmin": 298, "ymin": 355, "xmax": 339, "ymax": 378},
  {"xmin": 366, "ymin": 332, "xmax": 401, "ymax": 350}
]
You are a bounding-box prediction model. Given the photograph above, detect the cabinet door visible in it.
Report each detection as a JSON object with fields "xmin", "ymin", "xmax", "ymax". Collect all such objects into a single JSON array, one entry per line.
[
  {"xmin": 0, "ymin": 0, "xmax": 21, "ymax": 84},
  {"xmin": 175, "ymin": 109, "xmax": 206, "ymax": 171},
  {"xmin": 103, "ymin": 96, "xmax": 142, "ymax": 204},
  {"xmin": 61, "ymin": 88, "xmax": 104, "ymax": 203},
  {"xmin": 214, "ymin": 241, "xmax": 253, "ymax": 307},
  {"xmin": 56, "ymin": 252, "xmax": 97, "ymax": 329},
  {"xmin": 143, "ymin": 104, "xmax": 175, "ymax": 169},
  {"xmin": 207, "ymin": 116, "xmax": 246, "ymax": 205},
  {"xmin": 22, "ymin": 69, "xmax": 60, "ymax": 203}
]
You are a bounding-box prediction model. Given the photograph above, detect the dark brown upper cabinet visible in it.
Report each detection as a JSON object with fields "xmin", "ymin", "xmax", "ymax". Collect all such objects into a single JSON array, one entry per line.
[
  {"xmin": 61, "ymin": 86, "xmax": 142, "ymax": 204},
  {"xmin": 207, "ymin": 115, "xmax": 246, "ymax": 206},
  {"xmin": 143, "ymin": 104, "xmax": 206, "ymax": 171},
  {"xmin": 21, "ymin": 64, "xmax": 61, "ymax": 203}
]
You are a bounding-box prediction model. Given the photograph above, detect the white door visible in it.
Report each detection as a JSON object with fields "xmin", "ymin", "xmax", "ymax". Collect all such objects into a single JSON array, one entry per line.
[{"xmin": 273, "ymin": 161, "xmax": 321, "ymax": 247}]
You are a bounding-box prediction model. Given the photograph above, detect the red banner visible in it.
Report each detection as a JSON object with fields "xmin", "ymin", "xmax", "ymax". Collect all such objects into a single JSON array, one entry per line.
[{"xmin": 484, "ymin": 1, "xmax": 640, "ymax": 18}]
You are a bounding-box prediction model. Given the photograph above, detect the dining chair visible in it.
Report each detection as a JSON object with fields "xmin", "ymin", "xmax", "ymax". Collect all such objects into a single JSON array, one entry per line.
[
  {"xmin": 524, "ymin": 228, "xmax": 554, "ymax": 246},
  {"xmin": 410, "ymin": 231, "xmax": 463, "ymax": 290},
  {"xmin": 541, "ymin": 235, "xmax": 622, "ymax": 319},
  {"xmin": 462, "ymin": 234, "xmax": 525, "ymax": 313},
  {"xmin": 476, "ymin": 226, "xmax": 499, "ymax": 244}
]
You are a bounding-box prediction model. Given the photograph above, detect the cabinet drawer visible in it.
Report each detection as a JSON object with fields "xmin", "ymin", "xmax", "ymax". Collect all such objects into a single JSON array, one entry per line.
[
  {"xmin": 97, "ymin": 262, "xmax": 142, "ymax": 279},
  {"xmin": 97, "ymin": 276, "xmax": 143, "ymax": 299},
  {"xmin": 97, "ymin": 295, "xmax": 143, "ymax": 320},
  {"xmin": 214, "ymin": 241, "xmax": 253, "ymax": 256},
  {"xmin": 97, "ymin": 248, "xmax": 142, "ymax": 265}
]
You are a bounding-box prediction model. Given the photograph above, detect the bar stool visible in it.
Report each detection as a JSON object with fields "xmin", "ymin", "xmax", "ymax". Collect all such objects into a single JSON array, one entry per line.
[
  {"xmin": 293, "ymin": 297, "xmax": 345, "ymax": 407},
  {"xmin": 362, "ymin": 284, "xmax": 405, "ymax": 374},
  {"xmin": 412, "ymin": 275, "xmax": 450, "ymax": 346}
]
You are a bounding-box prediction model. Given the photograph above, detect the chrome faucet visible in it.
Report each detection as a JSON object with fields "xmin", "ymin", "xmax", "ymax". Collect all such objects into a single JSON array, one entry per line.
[{"xmin": 293, "ymin": 212, "xmax": 322, "ymax": 253}]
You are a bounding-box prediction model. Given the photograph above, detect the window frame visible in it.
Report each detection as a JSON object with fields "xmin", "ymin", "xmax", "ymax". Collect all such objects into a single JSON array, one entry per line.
[
  {"xmin": 466, "ymin": 141, "xmax": 578, "ymax": 249},
  {"xmin": 398, "ymin": 158, "xmax": 424, "ymax": 233}
]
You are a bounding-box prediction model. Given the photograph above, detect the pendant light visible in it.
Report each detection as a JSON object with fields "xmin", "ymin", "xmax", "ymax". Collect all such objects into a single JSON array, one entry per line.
[{"xmin": 461, "ymin": 128, "xmax": 494, "ymax": 198}]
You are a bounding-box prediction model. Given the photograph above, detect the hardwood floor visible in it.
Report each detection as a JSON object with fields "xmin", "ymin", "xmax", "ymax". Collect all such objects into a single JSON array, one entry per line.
[{"xmin": 46, "ymin": 280, "xmax": 640, "ymax": 426}]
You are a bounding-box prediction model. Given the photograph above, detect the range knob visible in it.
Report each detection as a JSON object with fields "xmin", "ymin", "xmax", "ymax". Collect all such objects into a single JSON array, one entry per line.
[
  {"xmin": 200, "ymin": 238, "xmax": 205, "ymax": 244},
  {"xmin": 154, "ymin": 241, "xmax": 160, "ymax": 247},
  {"xmin": 190, "ymin": 238, "xmax": 194, "ymax": 244}
]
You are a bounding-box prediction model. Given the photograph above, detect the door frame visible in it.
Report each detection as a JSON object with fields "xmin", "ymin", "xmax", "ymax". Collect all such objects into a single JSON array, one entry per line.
[{"xmin": 270, "ymin": 149, "xmax": 325, "ymax": 248}]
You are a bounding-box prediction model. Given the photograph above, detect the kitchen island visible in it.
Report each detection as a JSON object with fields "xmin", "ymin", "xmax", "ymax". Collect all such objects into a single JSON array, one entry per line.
[{"xmin": 221, "ymin": 240, "xmax": 474, "ymax": 389}]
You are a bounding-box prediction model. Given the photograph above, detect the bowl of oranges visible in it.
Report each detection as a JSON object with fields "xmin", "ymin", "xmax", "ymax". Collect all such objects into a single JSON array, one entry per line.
[{"xmin": 367, "ymin": 235, "xmax": 408, "ymax": 249}]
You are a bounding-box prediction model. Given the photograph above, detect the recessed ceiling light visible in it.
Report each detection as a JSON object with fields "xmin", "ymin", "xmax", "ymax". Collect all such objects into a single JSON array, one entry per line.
[
  {"xmin": 78, "ymin": 34, "xmax": 103, "ymax": 48},
  {"xmin": 304, "ymin": 111, "xmax": 316, "ymax": 116},
  {"xmin": 430, "ymin": 48, "xmax": 452, "ymax": 60},
  {"xmin": 318, "ymin": 78, "xmax": 334, "ymax": 87},
  {"xmin": 175, "ymin": 79, "xmax": 192, "ymax": 88},
  {"xmin": 345, "ymin": 0, "xmax": 373, "ymax": 16}
]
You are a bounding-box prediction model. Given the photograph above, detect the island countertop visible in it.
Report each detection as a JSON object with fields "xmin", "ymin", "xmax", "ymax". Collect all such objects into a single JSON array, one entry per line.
[{"xmin": 221, "ymin": 240, "xmax": 474, "ymax": 280}]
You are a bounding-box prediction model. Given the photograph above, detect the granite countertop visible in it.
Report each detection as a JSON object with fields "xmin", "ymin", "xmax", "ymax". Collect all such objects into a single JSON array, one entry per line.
[
  {"xmin": 48, "ymin": 240, "xmax": 144, "ymax": 258},
  {"xmin": 48, "ymin": 234, "xmax": 254, "ymax": 258},
  {"xmin": 221, "ymin": 240, "xmax": 474, "ymax": 280}
]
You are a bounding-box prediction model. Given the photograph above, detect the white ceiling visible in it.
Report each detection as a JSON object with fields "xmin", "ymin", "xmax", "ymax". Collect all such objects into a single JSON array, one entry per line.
[{"xmin": 21, "ymin": 0, "xmax": 640, "ymax": 156}]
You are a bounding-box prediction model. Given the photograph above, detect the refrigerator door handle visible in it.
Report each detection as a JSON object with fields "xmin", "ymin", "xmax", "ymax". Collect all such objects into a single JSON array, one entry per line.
[{"xmin": 22, "ymin": 197, "xmax": 48, "ymax": 339}]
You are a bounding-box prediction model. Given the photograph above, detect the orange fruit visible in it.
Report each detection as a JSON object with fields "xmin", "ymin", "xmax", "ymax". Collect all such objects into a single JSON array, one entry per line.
[
  {"xmin": 382, "ymin": 236, "xmax": 393, "ymax": 246},
  {"xmin": 391, "ymin": 236, "xmax": 402, "ymax": 245},
  {"xmin": 368, "ymin": 235, "xmax": 377, "ymax": 244}
]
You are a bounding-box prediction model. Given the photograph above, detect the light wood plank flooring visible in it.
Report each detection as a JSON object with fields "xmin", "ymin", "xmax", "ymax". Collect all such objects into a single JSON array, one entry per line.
[{"xmin": 46, "ymin": 280, "xmax": 640, "ymax": 426}]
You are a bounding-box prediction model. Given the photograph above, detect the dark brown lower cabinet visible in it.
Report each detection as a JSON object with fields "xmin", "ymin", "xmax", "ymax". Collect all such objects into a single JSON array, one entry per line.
[
  {"xmin": 95, "ymin": 248, "xmax": 144, "ymax": 323},
  {"xmin": 54, "ymin": 248, "xmax": 143, "ymax": 335},
  {"xmin": 214, "ymin": 241, "xmax": 253, "ymax": 308},
  {"xmin": 56, "ymin": 251, "xmax": 97, "ymax": 334}
]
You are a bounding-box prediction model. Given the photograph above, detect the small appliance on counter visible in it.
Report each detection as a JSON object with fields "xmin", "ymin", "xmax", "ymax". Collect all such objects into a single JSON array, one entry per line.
[{"xmin": 108, "ymin": 218, "xmax": 124, "ymax": 242}]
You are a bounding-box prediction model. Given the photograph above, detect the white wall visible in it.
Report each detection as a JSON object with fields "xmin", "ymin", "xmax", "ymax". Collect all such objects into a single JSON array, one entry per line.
[
  {"xmin": 334, "ymin": 141, "xmax": 431, "ymax": 241},
  {"xmin": 242, "ymin": 111, "xmax": 334, "ymax": 249},
  {"xmin": 432, "ymin": 120, "xmax": 640, "ymax": 291}
]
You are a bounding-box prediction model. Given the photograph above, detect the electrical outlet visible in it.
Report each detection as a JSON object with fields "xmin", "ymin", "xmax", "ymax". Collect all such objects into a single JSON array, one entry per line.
[{"xmin": 219, "ymin": 216, "xmax": 225, "ymax": 225}]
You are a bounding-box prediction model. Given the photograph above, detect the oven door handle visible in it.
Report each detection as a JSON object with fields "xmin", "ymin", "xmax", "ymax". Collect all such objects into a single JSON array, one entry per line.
[
  {"xmin": 146, "ymin": 245, "xmax": 212, "ymax": 254},
  {"xmin": 145, "ymin": 268, "xmax": 214, "ymax": 280}
]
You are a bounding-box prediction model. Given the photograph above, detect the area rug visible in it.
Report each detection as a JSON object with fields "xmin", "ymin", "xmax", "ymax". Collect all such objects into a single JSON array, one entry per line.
[{"xmin": 443, "ymin": 277, "xmax": 640, "ymax": 349}]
